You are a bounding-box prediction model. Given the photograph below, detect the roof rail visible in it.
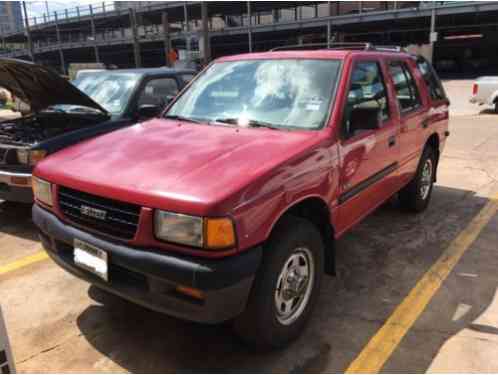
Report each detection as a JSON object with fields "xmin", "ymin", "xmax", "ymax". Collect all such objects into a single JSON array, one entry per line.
[{"xmin": 270, "ymin": 42, "xmax": 405, "ymax": 53}]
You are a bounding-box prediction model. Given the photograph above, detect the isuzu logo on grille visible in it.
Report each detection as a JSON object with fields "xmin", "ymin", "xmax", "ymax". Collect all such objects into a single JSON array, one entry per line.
[{"xmin": 80, "ymin": 205, "xmax": 107, "ymax": 220}]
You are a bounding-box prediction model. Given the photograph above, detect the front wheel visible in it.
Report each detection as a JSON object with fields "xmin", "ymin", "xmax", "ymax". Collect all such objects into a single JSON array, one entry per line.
[
  {"xmin": 233, "ymin": 215, "xmax": 324, "ymax": 349},
  {"xmin": 399, "ymin": 147, "xmax": 436, "ymax": 212}
]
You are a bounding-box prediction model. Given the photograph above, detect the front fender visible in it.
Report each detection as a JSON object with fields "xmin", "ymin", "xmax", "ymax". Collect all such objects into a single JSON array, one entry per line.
[{"xmin": 229, "ymin": 144, "xmax": 339, "ymax": 251}]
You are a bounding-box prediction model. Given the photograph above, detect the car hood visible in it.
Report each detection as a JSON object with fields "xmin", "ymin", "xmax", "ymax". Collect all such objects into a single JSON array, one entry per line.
[
  {"xmin": 0, "ymin": 58, "xmax": 107, "ymax": 114},
  {"xmin": 36, "ymin": 119, "xmax": 323, "ymax": 215}
]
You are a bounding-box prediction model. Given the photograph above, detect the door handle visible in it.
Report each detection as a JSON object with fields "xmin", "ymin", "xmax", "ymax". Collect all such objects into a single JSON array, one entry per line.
[
  {"xmin": 421, "ymin": 119, "xmax": 429, "ymax": 129},
  {"xmin": 388, "ymin": 136, "xmax": 396, "ymax": 147}
]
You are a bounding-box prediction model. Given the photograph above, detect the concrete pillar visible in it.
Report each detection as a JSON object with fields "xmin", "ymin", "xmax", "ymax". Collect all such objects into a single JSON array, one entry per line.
[
  {"xmin": 130, "ymin": 8, "xmax": 141, "ymax": 68},
  {"xmin": 247, "ymin": 1, "xmax": 252, "ymax": 52},
  {"xmin": 429, "ymin": 5, "xmax": 437, "ymax": 63},
  {"xmin": 183, "ymin": 2, "xmax": 190, "ymax": 58},
  {"xmin": 327, "ymin": 1, "xmax": 332, "ymax": 47},
  {"xmin": 201, "ymin": 2, "xmax": 211, "ymax": 64},
  {"xmin": 22, "ymin": 1, "xmax": 35, "ymax": 62},
  {"xmin": 162, "ymin": 12, "xmax": 171, "ymax": 66},
  {"xmin": 89, "ymin": 5, "xmax": 100, "ymax": 63},
  {"xmin": 54, "ymin": 12, "xmax": 66, "ymax": 74}
]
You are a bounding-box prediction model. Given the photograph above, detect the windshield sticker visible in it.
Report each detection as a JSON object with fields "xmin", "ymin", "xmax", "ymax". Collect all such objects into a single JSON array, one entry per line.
[{"xmin": 303, "ymin": 98, "xmax": 324, "ymax": 111}]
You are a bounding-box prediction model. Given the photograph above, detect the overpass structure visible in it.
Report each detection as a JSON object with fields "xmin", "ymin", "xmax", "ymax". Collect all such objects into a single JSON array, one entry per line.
[{"xmin": 1, "ymin": 1, "xmax": 498, "ymax": 75}]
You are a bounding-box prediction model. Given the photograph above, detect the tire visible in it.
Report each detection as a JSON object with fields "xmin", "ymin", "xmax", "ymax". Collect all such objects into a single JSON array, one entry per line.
[
  {"xmin": 494, "ymin": 101, "xmax": 498, "ymax": 114},
  {"xmin": 399, "ymin": 146, "xmax": 436, "ymax": 213},
  {"xmin": 233, "ymin": 215, "xmax": 324, "ymax": 349}
]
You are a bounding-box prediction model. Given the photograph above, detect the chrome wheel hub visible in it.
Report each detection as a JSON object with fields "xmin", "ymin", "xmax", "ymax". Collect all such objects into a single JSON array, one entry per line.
[
  {"xmin": 274, "ymin": 247, "xmax": 315, "ymax": 326},
  {"xmin": 420, "ymin": 159, "xmax": 433, "ymax": 200}
]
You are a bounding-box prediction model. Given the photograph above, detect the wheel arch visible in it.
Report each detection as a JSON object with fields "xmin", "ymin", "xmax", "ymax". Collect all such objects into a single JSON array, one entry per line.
[
  {"xmin": 265, "ymin": 196, "xmax": 336, "ymax": 276},
  {"xmin": 426, "ymin": 132, "xmax": 440, "ymax": 182}
]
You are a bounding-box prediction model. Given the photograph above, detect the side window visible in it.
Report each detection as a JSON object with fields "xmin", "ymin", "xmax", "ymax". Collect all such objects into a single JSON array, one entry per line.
[
  {"xmin": 343, "ymin": 61, "xmax": 390, "ymax": 135},
  {"xmin": 388, "ymin": 62, "xmax": 422, "ymax": 113},
  {"xmin": 181, "ymin": 73, "xmax": 196, "ymax": 83},
  {"xmin": 138, "ymin": 78, "xmax": 179, "ymax": 107},
  {"xmin": 416, "ymin": 58, "xmax": 446, "ymax": 101}
]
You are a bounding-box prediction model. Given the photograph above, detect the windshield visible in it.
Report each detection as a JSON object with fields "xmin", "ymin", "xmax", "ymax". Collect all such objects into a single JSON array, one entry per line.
[
  {"xmin": 71, "ymin": 72, "xmax": 141, "ymax": 115},
  {"xmin": 166, "ymin": 59, "xmax": 342, "ymax": 130}
]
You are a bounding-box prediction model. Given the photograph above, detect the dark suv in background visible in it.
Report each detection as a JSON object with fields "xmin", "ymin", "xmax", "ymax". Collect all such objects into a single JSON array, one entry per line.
[{"xmin": 0, "ymin": 58, "xmax": 195, "ymax": 203}]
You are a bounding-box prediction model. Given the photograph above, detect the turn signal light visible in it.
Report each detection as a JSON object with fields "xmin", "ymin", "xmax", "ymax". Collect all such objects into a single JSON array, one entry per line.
[
  {"xmin": 30, "ymin": 150, "xmax": 47, "ymax": 165},
  {"xmin": 204, "ymin": 217, "xmax": 236, "ymax": 249},
  {"xmin": 176, "ymin": 285, "xmax": 204, "ymax": 300},
  {"xmin": 11, "ymin": 176, "xmax": 31, "ymax": 186}
]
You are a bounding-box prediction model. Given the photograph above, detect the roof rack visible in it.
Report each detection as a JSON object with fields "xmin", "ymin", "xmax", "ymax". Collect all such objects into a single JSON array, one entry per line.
[{"xmin": 270, "ymin": 42, "xmax": 405, "ymax": 53}]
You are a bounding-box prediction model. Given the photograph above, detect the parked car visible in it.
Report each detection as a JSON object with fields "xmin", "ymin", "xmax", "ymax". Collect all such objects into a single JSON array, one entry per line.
[
  {"xmin": 0, "ymin": 58, "xmax": 195, "ymax": 203},
  {"xmin": 32, "ymin": 46, "xmax": 449, "ymax": 348},
  {"xmin": 469, "ymin": 76, "xmax": 498, "ymax": 113}
]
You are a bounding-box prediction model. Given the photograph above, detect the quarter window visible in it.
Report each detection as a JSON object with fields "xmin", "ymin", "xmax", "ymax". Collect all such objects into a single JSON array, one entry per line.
[
  {"xmin": 389, "ymin": 62, "xmax": 421, "ymax": 113},
  {"xmin": 416, "ymin": 58, "xmax": 446, "ymax": 101},
  {"xmin": 343, "ymin": 61, "xmax": 390, "ymax": 135}
]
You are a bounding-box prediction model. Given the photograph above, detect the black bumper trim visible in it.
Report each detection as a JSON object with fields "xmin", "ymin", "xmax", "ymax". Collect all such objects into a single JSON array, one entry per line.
[
  {"xmin": 33, "ymin": 204, "xmax": 262, "ymax": 323},
  {"xmin": 0, "ymin": 184, "xmax": 33, "ymax": 203}
]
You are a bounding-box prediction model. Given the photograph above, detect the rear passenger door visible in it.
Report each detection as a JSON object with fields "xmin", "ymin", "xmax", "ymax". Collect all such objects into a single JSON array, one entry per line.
[
  {"xmin": 387, "ymin": 60, "xmax": 428, "ymax": 184},
  {"xmin": 336, "ymin": 58, "xmax": 400, "ymax": 234}
]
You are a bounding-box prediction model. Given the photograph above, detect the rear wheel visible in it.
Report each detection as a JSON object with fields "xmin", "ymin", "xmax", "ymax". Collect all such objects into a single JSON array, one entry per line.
[
  {"xmin": 399, "ymin": 146, "xmax": 436, "ymax": 213},
  {"xmin": 494, "ymin": 101, "xmax": 498, "ymax": 114},
  {"xmin": 233, "ymin": 215, "xmax": 324, "ymax": 349}
]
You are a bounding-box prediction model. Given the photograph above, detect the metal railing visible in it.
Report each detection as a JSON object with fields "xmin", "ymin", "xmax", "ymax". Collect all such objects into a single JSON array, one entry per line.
[{"xmin": 1, "ymin": 1, "xmax": 496, "ymax": 59}]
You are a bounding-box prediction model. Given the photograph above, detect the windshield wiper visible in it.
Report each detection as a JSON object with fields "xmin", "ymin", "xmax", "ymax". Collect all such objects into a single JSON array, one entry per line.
[
  {"xmin": 164, "ymin": 114, "xmax": 203, "ymax": 124},
  {"xmin": 214, "ymin": 118, "xmax": 281, "ymax": 130}
]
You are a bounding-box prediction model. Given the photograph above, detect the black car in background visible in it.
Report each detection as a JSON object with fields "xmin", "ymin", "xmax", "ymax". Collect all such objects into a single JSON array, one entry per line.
[{"xmin": 0, "ymin": 58, "xmax": 195, "ymax": 203}]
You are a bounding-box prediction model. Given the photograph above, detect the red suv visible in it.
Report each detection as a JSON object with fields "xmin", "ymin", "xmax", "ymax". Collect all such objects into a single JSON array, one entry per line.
[{"xmin": 32, "ymin": 45, "xmax": 449, "ymax": 348}]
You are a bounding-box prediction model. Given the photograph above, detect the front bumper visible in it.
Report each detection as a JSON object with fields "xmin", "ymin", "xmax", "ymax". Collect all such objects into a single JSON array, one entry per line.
[
  {"xmin": 33, "ymin": 204, "xmax": 261, "ymax": 324},
  {"xmin": 0, "ymin": 171, "xmax": 33, "ymax": 203}
]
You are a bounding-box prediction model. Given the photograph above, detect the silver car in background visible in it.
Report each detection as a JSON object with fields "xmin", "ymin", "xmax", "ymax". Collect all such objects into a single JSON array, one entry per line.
[{"xmin": 470, "ymin": 76, "xmax": 498, "ymax": 113}]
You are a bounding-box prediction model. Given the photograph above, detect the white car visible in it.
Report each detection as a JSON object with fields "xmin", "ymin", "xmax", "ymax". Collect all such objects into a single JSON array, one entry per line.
[{"xmin": 470, "ymin": 76, "xmax": 498, "ymax": 113}]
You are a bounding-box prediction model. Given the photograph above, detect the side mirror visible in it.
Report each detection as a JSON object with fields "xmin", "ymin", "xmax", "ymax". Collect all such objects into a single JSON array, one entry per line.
[
  {"xmin": 349, "ymin": 104, "xmax": 381, "ymax": 135},
  {"xmin": 138, "ymin": 104, "xmax": 162, "ymax": 119}
]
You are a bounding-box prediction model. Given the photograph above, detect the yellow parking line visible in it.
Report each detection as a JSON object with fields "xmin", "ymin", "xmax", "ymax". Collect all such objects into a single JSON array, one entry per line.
[
  {"xmin": 0, "ymin": 251, "xmax": 49, "ymax": 276},
  {"xmin": 346, "ymin": 193, "xmax": 498, "ymax": 374}
]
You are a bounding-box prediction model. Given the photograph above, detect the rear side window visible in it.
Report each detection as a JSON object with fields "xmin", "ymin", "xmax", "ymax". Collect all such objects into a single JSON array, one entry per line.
[
  {"xmin": 138, "ymin": 78, "xmax": 179, "ymax": 107},
  {"xmin": 389, "ymin": 62, "xmax": 421, "ymax": 113},
  {"xmin": 416, "ymin": 58, "xmax": 446, "ymax": 101}
]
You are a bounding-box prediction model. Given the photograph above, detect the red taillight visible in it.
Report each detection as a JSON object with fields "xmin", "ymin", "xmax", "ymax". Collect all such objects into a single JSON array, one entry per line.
[{"xmin": 473, "ymin": 84, "xmax": 478, "ymax": 95}]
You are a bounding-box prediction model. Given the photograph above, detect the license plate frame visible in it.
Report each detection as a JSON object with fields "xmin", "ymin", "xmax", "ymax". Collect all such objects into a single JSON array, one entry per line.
[{"xmin": 73, "ymin": 239, "xmax": 108, "ymax": 281}]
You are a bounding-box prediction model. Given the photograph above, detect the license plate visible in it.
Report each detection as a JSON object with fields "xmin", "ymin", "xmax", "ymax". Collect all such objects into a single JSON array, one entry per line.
[{"xmin": 74, "ymin": 239, "xmax": 108, "ymax": 281}]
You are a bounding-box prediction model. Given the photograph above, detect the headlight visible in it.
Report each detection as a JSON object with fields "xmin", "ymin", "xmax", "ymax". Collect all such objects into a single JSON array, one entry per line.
[
  {"xmin": 32, "ymin": 177, "xmax": 53, "ymax": 207},
  {"xmin": 17, "ymin": 149, "xmax": 47, "ymax": 166},
  {"xmin": 154, "ymin": 211, "xmax": 236, "ymax": 249}
]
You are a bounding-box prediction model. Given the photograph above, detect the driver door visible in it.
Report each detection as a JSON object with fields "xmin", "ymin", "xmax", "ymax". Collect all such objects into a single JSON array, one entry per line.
[{"xmin": 336, "ymin": 57, "xmax": 400, "ymax": 235}]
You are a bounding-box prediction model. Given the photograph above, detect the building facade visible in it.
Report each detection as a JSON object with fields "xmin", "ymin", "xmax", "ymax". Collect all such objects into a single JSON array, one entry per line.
[{"xmin": 0, "ymin": 2, "xmax": 23, "ymax": 35}]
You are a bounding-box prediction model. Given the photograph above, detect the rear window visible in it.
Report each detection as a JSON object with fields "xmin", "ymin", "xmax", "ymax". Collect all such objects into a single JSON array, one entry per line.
[{"xmin": 416, "ymin": 57, "xmax": 447, "ymax": 101}]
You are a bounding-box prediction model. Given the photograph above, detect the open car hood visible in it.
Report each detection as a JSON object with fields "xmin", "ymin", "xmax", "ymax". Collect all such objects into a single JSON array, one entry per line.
[{"xmin": 0, "ymin": 58, "xmax": 108, "ymax": 114}]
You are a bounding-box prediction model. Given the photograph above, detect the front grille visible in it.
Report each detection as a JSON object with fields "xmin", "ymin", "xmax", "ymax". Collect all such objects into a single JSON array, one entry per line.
[
  {"xmin": 58, "ymin": 186, "xmax": 141, "ymax": 240},
  {"xmin": 0, "ymin": 148, "xmax": 18, "ymax": 165}
]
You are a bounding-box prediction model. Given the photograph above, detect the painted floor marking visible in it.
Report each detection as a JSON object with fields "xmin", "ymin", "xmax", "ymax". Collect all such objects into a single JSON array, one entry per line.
[
  {"xmin": 346, "ymin": 193, "xmax": 498, "ymax": 373},
  {"xmin": 0, "ymin": 251, "xmax": 48, "ymax": 276}
]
